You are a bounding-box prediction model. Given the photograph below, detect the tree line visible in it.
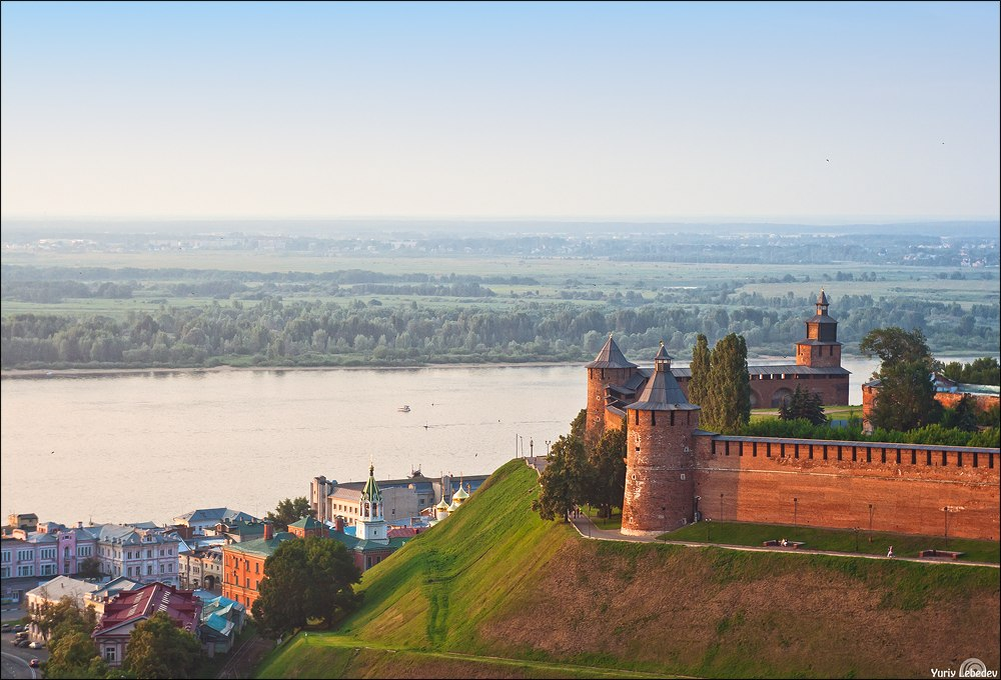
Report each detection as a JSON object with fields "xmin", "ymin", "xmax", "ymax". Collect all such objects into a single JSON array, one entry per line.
[{"xmin": 2, "ymin": 292, "xmax": 997, "ymax": 369}]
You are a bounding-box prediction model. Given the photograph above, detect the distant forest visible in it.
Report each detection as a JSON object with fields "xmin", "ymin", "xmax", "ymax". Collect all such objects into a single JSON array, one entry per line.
[{"xmin": 2, "ymin": 266, "xmax": 997, "ymax": 369}]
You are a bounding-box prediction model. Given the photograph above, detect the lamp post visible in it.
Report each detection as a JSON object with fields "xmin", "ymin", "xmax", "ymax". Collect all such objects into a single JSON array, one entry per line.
[
  {"xmin": 793, "ymin": 497, "xmax": 798, "ymax": 526},
  {"xmin": 943, "ymin": 506, "xmax": 950, "ymax": 548},
  {"xmin": 868, "ymin": 503, "xmax": 874, "ymax": 542},
  {"xmin": 854, "ymin": 527, "xmax": 860, "ymax": 552},
  {"xmin": 707, "ymin": 518, "xmax": 712, "ymax": 542},
  {"xmin": 545, "ymin": 440, "xmax": 551, "ymax": 458},
  {"xmin": 720, "ymin": 493, "xmax": 724, "ymax": 523}
]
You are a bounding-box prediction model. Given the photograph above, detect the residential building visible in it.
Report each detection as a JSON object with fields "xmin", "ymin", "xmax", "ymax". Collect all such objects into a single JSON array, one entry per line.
[
  {"xmin": 194, "ymin": 591, "xmax": 246, "ymax": 656},
  {"xmin": 92, "ymin": 582, "xmax": 202, "ymax": 667},
  {"xmin": 89, "ymin": 524, "xmax": 181, "ymax": 586},
  {"xmin": 25, "ymin": 576, "xmax": 99, "ymax": 641},
  {"xmin": 84, "ymin": 576, "xmax": 143, "ymax": 616},
  {"xmin": 172, "ymin": 508, "xmax": 260, "ymax": 535},
  {"xmin": 1, "ymin": 522, "xmax": 98, "ymax": 600},
  {"xmin": 221, "ymin": 525, "xmax": 294, "ymax": 611},
  {"xmin": 6, "ymin": 513, "xmax": 38, "ymax": 532}
]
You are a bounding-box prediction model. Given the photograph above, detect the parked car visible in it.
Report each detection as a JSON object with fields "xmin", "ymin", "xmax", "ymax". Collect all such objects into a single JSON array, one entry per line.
[
  {"xmin": 28, "ymin": 640, "xmax": 44, "ymax": 649},
  {"xmin": 29, "ymin": 658, "xmax": 39, "ymax": 668},
  {"xmin": 16, "ymin": 638, "xmax": 31, "ymax": 647},
  {"xmin": 0, "ymin": 623, "xmax": 12, "ymax": 632},
  {"xmin": 14, "ymin": 631, "xmax": 29, "ymax": 641},
  {"xmin": 13, "ymin": 624, "xmax": 26, "ymax": 632}
]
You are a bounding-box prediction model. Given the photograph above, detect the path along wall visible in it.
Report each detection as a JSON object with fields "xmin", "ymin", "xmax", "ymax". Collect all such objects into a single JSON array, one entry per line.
[{"xmin": 692, "ymin": 435, "xmax": 1000, "ymax": 541}]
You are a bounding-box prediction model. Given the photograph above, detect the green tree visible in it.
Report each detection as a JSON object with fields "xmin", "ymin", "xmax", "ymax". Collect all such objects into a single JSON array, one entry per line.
[
  {"xmin": 778, "ymin": 385, "xmax": 827, "ymax": 426},
  {"xmin": 701, "ymin": 333, "xmax": 751, "ymax": 433},
  {"xmin": 582, "ymin": 425, "xmax": 627, "ymax": 519},
  {"xmin": 859, "ymin": 327, "xmax": 932, "ymax": 371},
  {"xmin": 251, "ymin": 536, "xmax": 362, "ymax": 638},
  {"xmin": 688, "ymin": 334, "xmax": 711, "ymax": 407},
  {"xmin": 870, "ymin": 359, "xmax": 942, "ymax": 431},
  {"xmin": 31, "ymin": 595, "xmax": 97, "ymax": 642},
  {"xmin": 122, "ymin": 611, "xmax": 203, "ymax": 679},
  {"xmin": 940, "ymin": 394, "xmax": 979, "ymax": 432},
  {"xmin": 77, "ymin": 556, "xmax": 103, "ymax": 579},
  {"xmin": 43, "ymin": 630, "xmax": 109, "ymax": 680},
  {"xmin": 265, "ymin": 496, "xmax": 315, "ymax": 532},
  {"xmin": 941, "ymin": 357, "xmax": 1000, "ymax": 386},
  {"xmin": 533, "ymin": 432, "xmax": 587, "ymax": 522}
]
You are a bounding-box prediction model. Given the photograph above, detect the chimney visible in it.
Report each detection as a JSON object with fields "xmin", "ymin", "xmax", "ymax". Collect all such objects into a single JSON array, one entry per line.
[
  {"xmin": 263, "ymin": 521, "xmax": 273, "ymax": 540},
  {"xmin": 334, "ymin": 516, "xmax": 344, "ymax": 534},
  {"xmin": 77, "ymin": 521, "xmax": 83, "ymax": 529}
]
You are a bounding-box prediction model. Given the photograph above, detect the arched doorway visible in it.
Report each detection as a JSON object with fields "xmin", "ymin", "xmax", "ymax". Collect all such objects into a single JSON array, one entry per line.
[{"xmin": 203, "ymin": 575, "xmax": 215, "ymax": 591}]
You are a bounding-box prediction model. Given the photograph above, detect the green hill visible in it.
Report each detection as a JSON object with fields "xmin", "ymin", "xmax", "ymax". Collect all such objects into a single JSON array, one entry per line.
[{"xmin": 256, "ymin": 459, "xmax": 1000, "ymax": 678}]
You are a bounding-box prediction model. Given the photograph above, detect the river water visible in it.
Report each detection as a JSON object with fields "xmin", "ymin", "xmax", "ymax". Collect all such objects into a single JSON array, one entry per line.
[{"xmin": 0, "ymin": 356, "xmax": 983, "ymax": 525}]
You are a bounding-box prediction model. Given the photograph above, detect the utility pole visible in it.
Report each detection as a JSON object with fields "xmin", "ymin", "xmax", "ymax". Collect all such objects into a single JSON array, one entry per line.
[
  {"xmin": 793, "ymin": 497, "xmax": 798, "ymax": 526},
  {"xmin": 868, "ymin": 503, "xmax": 874, "ymax": 542}
]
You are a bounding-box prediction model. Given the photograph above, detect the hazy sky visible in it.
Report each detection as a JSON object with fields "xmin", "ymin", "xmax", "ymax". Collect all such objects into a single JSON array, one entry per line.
[{"xmin": 1, "ymin": 1, "xmax": 998, "ymax": 221}]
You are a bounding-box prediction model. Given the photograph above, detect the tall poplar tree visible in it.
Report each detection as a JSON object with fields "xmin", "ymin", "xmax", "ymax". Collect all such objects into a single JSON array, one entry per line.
[
  {"xmin": 701, "ymin": 333, "xmax": 751, "ymax": 433},
  {"xmin": 688, "ymin": 334, "xmax": 711, "ymax": 407}
]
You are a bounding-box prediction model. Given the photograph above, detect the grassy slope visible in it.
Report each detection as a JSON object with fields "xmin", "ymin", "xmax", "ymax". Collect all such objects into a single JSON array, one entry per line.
[{"xmin": 257, "ymin": 459, "xmax": 1000, "ymax": 679}]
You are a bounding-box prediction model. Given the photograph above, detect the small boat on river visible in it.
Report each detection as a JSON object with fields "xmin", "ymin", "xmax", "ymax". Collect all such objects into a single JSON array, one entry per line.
[{"xmin": 398, "ymin": 405, "xmax": 411, "ymax": 412}]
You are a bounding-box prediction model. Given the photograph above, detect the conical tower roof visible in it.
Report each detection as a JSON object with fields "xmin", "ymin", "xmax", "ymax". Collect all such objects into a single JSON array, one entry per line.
[
  {"xmin": 454, "ymin": 485, "xmax": 469, "ymax": 500},
  {"xmin": 817, "ymin": 289, "xmax": 830, "ymax": 306},
  {"xmin": 627, "ymin": 344, "xmax": 699, "ymax": 412},
  {"xmin": 361, "ymin": 464, "xmax": 382, "ymax": 503},
  {"xmin": 585, "ymin": 335, "xmax": 637, "ymax": 369},
  {"xmin": 435, "ymin": 499, "xmax": 449, "ymax": 511}
]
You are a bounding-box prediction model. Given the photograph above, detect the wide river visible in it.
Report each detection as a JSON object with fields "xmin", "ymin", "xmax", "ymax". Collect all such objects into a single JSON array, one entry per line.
[{"xmin": 0, "ymin": 356, "xmax": 981, "ymax": 525}]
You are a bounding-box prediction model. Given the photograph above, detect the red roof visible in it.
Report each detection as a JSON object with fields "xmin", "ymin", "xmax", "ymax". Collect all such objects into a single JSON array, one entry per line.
[
  {"xmin": 387, "ymin": 527, "xmax": 418, "ymax": 539},
  {"xmin": 93, "ymin": 582, "xmax": 201, "ymax": 638}
]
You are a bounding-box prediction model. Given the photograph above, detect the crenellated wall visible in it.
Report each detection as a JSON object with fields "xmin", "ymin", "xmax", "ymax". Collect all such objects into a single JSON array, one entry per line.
[{"xmin": 692, "ymin": 434, "xmax": 1000, "ymax": 540}]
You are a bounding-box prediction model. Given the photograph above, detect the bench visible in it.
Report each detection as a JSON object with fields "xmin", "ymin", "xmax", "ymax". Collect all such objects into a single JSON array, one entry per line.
[
  {"xmin": 763, "ymin": 540, "xmax": 806, "ymax": 549},
  {"xmin": 918, "ymin": 549, "xmax": 964, "ymax": 560}
]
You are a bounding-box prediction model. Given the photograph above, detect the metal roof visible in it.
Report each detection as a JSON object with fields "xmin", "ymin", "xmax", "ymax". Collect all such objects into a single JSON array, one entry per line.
[{"xmin": 585, "ymin": 335, "xmax": 638, "ymax": 369}]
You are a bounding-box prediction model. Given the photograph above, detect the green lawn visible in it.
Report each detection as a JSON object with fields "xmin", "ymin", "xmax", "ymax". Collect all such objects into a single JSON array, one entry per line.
[
  {"xmin": 582, "ymin": 505, "xmax": 622, "ymax": 531},
  {"xmin": 661, "ymin": 520, "xmax": 1001, "ymax": 564}
]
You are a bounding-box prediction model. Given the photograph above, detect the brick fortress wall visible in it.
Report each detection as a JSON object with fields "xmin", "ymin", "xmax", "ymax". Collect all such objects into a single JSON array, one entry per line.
[
  {"xmin": 692, "ymin": 435, "xmax": 1000, "ymax": 541},
  {"xmin": 676, "ymin": 372, "xmax": 849, "ymax": 409}
]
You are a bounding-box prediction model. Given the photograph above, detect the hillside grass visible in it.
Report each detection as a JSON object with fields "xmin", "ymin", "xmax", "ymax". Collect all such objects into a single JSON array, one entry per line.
[
  {"xmin": 256, "ymin": 458, "xmax": 1001, "ymax": 679},
  {"xmin": 663, "ymin": 521, "xmax": 1001, "ymax": 564}
]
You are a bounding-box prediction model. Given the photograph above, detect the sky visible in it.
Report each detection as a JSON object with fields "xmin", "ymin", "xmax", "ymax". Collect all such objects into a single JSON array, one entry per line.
[{"xmin": 1, "ymin": 1, "xmax": 999, "ymax": 222}]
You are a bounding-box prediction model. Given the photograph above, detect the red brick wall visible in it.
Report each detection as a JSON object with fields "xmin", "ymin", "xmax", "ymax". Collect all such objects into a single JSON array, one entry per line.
[
  {"xmin": 692, "ymin": 435, "xmax": 1000, "ymax": 540},
  {"xmin": 674, "ymin": 372, "xmax": 848, "ymax": 409},
  {"xmin": 622, "ymin": 407, "xmax": 699, "ymax": 535},
  {"xmin": 861, "ymin": 385, "xmax": 999, "ymax": 425}
]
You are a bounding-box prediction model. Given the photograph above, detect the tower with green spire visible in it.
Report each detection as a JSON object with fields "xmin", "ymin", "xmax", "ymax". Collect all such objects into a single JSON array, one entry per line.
[{"xmin": 357, "ymin": 463, "xmax": 389, "ymax": 543}]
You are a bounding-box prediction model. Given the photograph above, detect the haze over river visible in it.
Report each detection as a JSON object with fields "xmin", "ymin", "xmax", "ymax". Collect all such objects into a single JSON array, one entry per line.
[{"xmin": 0, "ymin": 356, "xmax": 981, "ymax": 524}]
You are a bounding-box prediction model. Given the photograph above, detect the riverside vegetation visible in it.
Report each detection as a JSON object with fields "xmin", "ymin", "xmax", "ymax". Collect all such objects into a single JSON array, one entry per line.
[
  {"xmin": 254, "ymin": 459, "xmax": 1000, "ymax": 679},
  {"xmin": 2, "ymin": 264, "xmax": 997, "ymax": 370}
]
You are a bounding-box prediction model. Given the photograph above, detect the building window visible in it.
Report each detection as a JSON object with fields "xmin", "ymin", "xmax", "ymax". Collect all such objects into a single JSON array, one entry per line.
[
  {"xmin": 1, "ymin": 551, "xmax": 9, "ymax": 563},
  {"xmin": 147, "ymin": 565, "xmax": 153, "ymax": 575},
  {"xmin": 105, "ymin": 647, "xmax": 116, "ymax": 663},
  {"xmin": 17, "ymin": 549, "xmax": 34, "ymax": 561},
  {"xmin": 17, "ymin": 565, "xmax": 34, "ymax": 577}
]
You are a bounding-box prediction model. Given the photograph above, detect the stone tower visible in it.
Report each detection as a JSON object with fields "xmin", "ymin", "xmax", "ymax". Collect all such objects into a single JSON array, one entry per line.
[
  {"xmin": 622, "ymin": 343, "xmax": 701, "ymax": 537},
  {"xmin": 357, "ymin": 464, "xmax": 389, "ymax": 544},
  {"xmin": 795, "ymin": 289, "xmax": 842, "ymax": 369},
  {"xmin": 585, "ymin": 335, "xmax": 638, "ymax": 438}
]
